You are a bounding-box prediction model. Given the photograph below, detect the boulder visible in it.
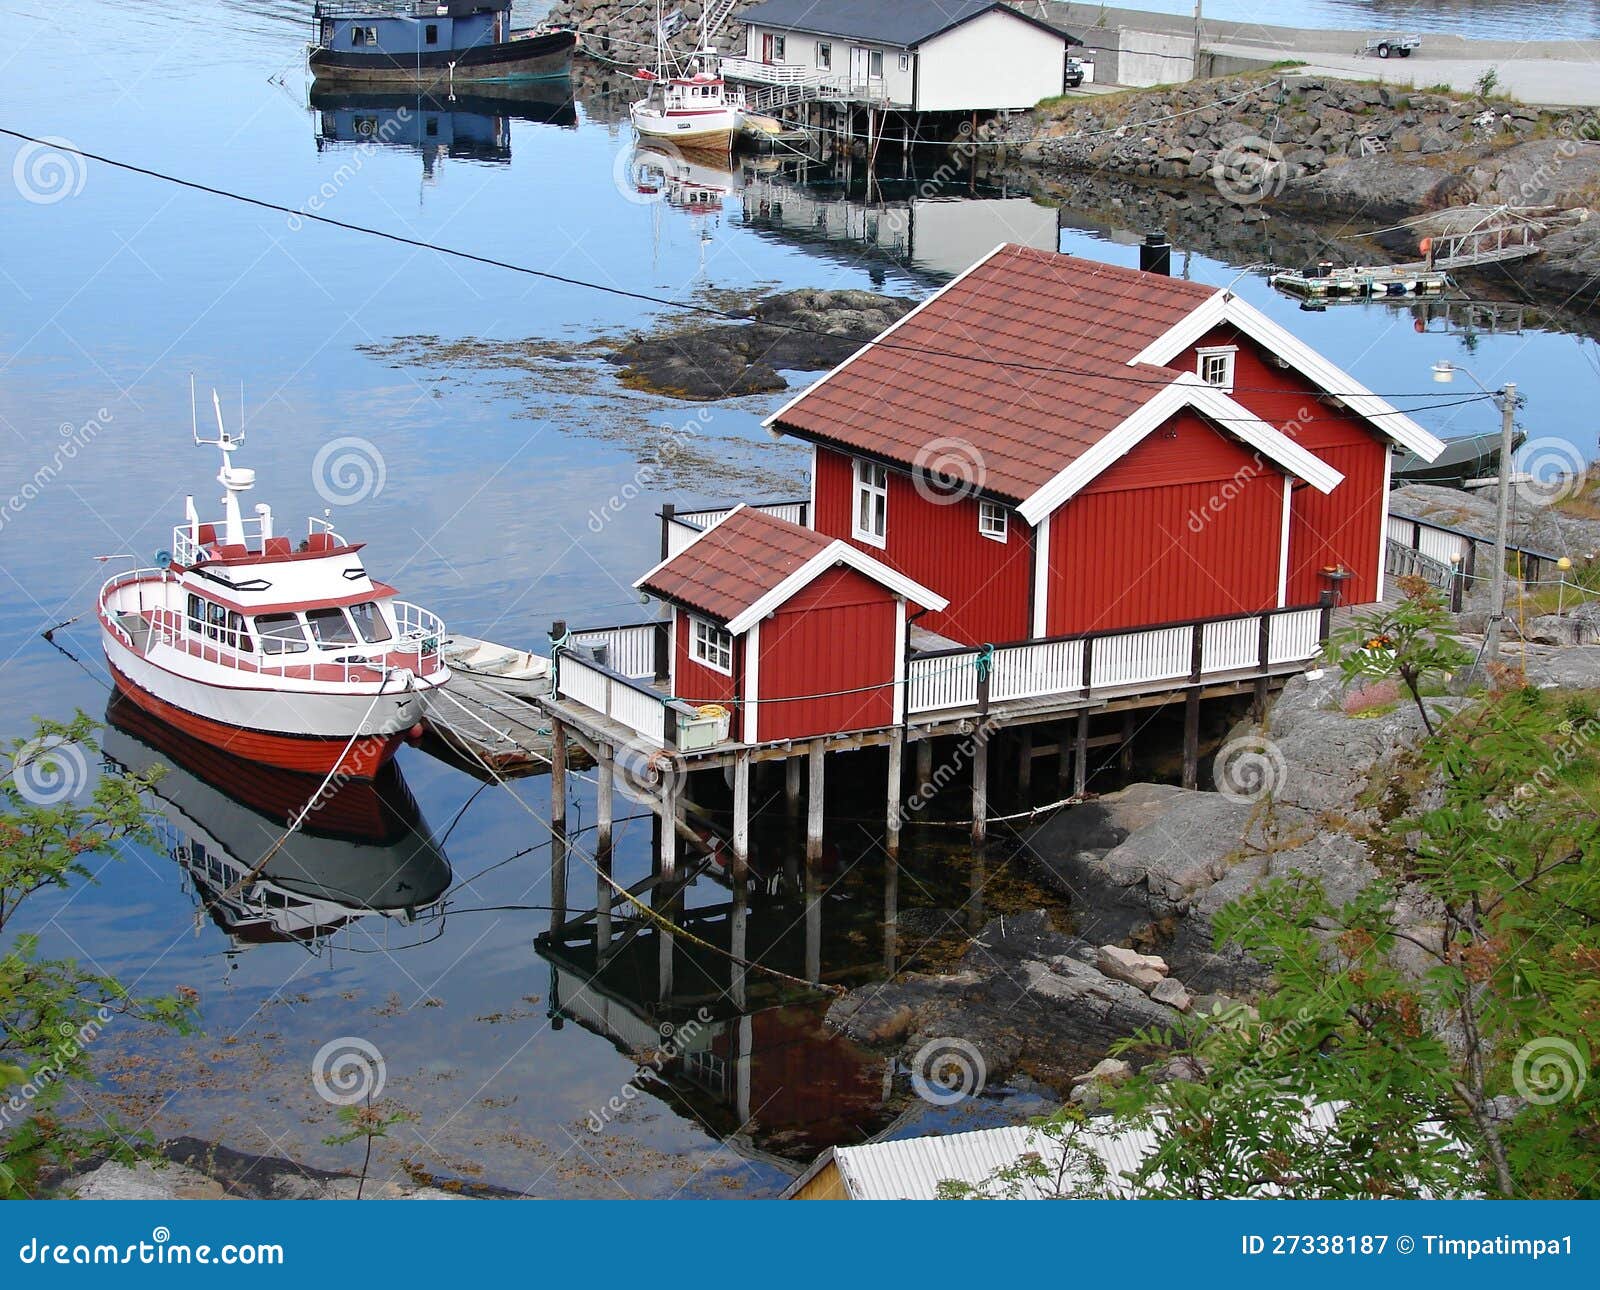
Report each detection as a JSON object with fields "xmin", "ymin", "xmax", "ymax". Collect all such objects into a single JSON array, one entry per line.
[
  {"xmin": 1096, "ymin": 944, "xmax": 1169, "ymax": 991},
  {"xmin": 1150, "ymin": 976, "xmax": 1193, "ymax": 1011}
]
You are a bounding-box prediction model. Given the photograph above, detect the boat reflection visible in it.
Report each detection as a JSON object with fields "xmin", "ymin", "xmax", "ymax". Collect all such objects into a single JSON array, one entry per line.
[
  {"xmin": 311, "ymin": 82, "xmax": 577, "ymax": 179},
  {"xmin": 102, "ymin": 693, "xmax": 451, "ymax": 956}
]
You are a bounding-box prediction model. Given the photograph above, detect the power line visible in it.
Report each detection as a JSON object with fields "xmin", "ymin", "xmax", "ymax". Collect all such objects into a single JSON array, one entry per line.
[{"xmin": 0, "ymin": 126, "xmax": 1498, "ymax": 409}]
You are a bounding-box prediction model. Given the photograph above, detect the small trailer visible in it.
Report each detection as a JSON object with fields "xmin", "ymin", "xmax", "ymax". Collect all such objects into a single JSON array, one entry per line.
[{"xmin": 1361, "ymin": 33, "xmax": 1422, "ymax": 59}]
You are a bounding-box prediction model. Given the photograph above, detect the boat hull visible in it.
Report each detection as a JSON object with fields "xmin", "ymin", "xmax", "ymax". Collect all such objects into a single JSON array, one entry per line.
[
  {"xmin": 108, "ymin": 662, "xmax": 406, "ymax": 779},
  {"xmin": 630, "ymin": 105, "xmax": 737, "ymax": 152},
  {"xmin": 309, "ymin": 28, "xmax": 576, "ymax": 86}
]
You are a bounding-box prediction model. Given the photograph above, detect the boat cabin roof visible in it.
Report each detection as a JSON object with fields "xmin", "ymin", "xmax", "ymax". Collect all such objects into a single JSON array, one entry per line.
[{"xmin": 314, "ymin": 0, "xmax": 511, "ymax": 18}]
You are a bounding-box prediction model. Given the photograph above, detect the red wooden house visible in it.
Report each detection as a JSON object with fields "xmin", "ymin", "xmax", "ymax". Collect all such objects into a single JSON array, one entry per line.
[
  {"xmin": 764, "ymin": 243, "xmax": 1445, "ymax": 645},
  {"xmin": 635, "ymin": 505, "xmax": 946, "ymax": 743}
]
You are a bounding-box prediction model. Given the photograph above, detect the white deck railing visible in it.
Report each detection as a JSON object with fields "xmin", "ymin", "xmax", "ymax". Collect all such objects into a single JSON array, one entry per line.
[
  {"xmin": 663, "ymin": 499, "xmax": 810, "ymax": 558},
  {"xmin": 907, "ymin": 605, "xmax": 1328, "ymax": 718},
  {"xmin": 567, "ymin": 623, "xmax": 658, "ymax": 680},
  {"xmin": 555, "ymin": 650, "xmax": 688, "ymax": 748}
]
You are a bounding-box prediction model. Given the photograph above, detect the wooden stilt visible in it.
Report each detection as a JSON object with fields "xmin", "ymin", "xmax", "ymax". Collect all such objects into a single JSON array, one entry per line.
[
  {"xmin": 1182, "ymin": 690, "xmax": 1201, "ymax": 790},
  {"xmin": 732, "ymin": 751, "xmax": 751, "ymax": 880},
  {"xmin": 785, "ymin": 755, "xmax": 802, "ymax": 816},
  {"xmin": 805, "ymin": 864, "xmax": 822, "ymax": 984},
  {"xmin": 1016, "ymin": 729, "xmax": 1033, "ymax": 804},
  {"xmin": 658, "ymin": 782, "xmax": 677, "ymax": 1000},
  {"xmin": 730, "ymin": 883, "xmax": 748, "ymax": 1009},
  {"xmin": 884, "ymin": 851, "xmax": 899, "ymax": 974},
  {"xmin": 550, "ymin": 719, "xmax": 567, "ymax": 830},
  {"xmin": 596, "ymin": 742, "xmax": 613, "ymax": 952},
  {"xmin": 1074, "ymin": 710, "xmax": 1089, "ymax": 797},
  {"xmin": 806, "ymin": 738, "xmax": 825, "ymax": 863},
  {"xmin": 1058, "ymin": 721, "xmax": 1073, "ymax": 792},
  {"xmin": 971, "ymin": 730, "xmax": 989, "ymax": 845},
  {"xmin": 885, "ymin": 728, "xmax": 904, "ymax": 858},
  {"xmin": 1120, "ymin": 711, "xmax": 1136, "ymax": 776},
  {"xmin": 915, "ymin": 736, "xmax": 933, "ymax": 787},
  {"xmin": 548, "ymin": 816, "xmax": 567, "ymax": 936}
]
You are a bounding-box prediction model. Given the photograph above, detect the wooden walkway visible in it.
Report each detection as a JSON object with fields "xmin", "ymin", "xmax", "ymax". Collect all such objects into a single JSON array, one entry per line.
[{"xmin": 420, "ymin": 673, "xmax": 557, "ymax": 778}]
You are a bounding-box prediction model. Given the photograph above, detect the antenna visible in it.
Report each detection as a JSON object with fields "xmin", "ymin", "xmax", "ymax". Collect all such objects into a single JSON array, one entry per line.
[{"xmin": 190, "ymin": 373, "xmax": 200, "ymax": 444}]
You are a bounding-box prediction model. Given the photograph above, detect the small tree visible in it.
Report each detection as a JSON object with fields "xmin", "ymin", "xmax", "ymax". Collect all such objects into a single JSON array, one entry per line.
[
  {"xmin": 324, "ymin": 1101, "xmax": 416, "ymax": 1200},
  {"xmin": 1331, "ymin": 575, "xmax": 1471, "ymax": 735},
  {"xmin": 1, "ymin": 714, "xmax": 197, "ymax": 1197}
]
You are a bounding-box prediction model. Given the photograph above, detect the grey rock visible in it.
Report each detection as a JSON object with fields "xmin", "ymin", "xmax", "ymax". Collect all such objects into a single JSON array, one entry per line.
[
  {"xmin": 1150, "ymin": 976, "xmax": 1193, "ymax": 1011},
  {"xmin": 1096, "ymin": 943, "xmax": 1169, "ymax": 990}
]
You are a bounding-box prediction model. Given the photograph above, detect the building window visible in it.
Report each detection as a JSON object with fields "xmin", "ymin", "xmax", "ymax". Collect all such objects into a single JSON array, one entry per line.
[
  {"xmin": 978, "ymin": 501, "xmax": 1008, "ymax": 542},
  {"xmin": 772, "ymin": 34, "xmax": 786, "ymax": 60},
  {"xmin": 869, "ymin": 49, "xmax": 884, "ymax": 78},
  {"xmin": 853, "ymin": 458, "xmax": 888, "ymax": 546},
  {"xmin": 816, "ymin": 41, "xmax": 831, "ymax": 70},
  {"xmin": 689, "ymin": 616, "xmax": 733, "ymax": 674},
  {"xmin": 898, "ymin": 52, "xmax": 910, "ymax": 72},
  {"xmin": 1197, "ymin": 346, "xmax": 1236, "ymax": 391},
  {"xmin": 424, "ymin": 23, "xmax": 438, "ymax": 45}
]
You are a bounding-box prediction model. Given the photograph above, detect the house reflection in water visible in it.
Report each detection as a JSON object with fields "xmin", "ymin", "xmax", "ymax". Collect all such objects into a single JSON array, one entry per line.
[
  {"xmin": 102, "ymin": 693, "xmax": 451, "ymax": 959},
  {"xmin": 537, "ymin": 815, "xmax": 912, "ymax": 1159},
  {"xmin": 311, "ymin": 83, "xmax": 577, "ymax": 181}
]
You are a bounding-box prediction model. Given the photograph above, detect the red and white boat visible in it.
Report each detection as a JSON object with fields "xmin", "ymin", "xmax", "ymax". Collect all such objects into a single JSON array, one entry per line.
[{"xmin": 97, "ymin": 402, "xmax": 449, "ymax": 779}]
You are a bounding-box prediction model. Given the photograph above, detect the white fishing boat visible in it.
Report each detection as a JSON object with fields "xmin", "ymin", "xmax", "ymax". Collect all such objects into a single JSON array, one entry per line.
[
  {"xmin": 629, "ymin": 4, "xmax": 742, "ymax": 153},
  {"xmin": 96, "ymin": 388, "xmax": 451, "ymax": 779},
  {"xmin": 438, "ymin": 633, "xmax": 551, "ymax": 697}
]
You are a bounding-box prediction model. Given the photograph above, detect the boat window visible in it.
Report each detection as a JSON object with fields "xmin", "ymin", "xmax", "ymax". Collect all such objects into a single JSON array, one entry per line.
[
  {"xmin": 228, "ymin": 611, "xmax": 253, "ymax": 653},
  {"xmin": 307, "ymin": 607, "xmax": 357, "ymax": 647},
  {"xmin": 186, "ymin": 593, "xmax": 204, "ymax": 633},
  {"xmin": 348, "ymin": 601, "xmax": 393, "ymax": 644},
  {"xmin": 206, "ymin": 600, "xmax": 229, "ymax": 641},
  {"xmin": 425, "ymin": 23, "xmax": 438, "ymax": 45},
  {"xmin": 350, "ymin": 25, "xmax": 377, "ymax": 47},
  {"xmin": 256, "ymin": 614, "xmax": 309, "ymax": 655},
  {"xmin": 816, "ymin": 42, "xmax": 831, "ymax": 70}
]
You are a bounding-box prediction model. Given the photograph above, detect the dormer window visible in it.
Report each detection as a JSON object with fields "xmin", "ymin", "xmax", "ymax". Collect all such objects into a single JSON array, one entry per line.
[{"xmin": 1197, "ymin": 346, "xmax": 1237, "ymax": 392}]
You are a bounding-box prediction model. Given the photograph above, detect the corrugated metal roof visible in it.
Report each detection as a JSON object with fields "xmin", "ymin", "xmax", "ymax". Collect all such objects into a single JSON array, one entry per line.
[
  {"xmin": 788, "ymin": 1103, "xmax": 1352, "ymax": 1199},
  {"xmin": 770, "ymin": 244, "xmax": 1223, "ymax": 503},
  {"xmin": 737, "ymin": 0, "xmax": 1077, "ymax": 48}
]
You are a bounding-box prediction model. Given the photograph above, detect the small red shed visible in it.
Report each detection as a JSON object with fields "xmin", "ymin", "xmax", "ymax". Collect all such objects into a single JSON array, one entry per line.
[
  {"xmin": 766, "ymin": 244, "xmax": 1445, "ymax": 644},
  {"xmin": 635, "ymin": 506, "xmax": 946, "ymax": 744}
]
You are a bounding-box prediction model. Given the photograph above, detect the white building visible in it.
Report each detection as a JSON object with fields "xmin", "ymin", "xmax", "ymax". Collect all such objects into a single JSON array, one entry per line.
[{"xmin": 726, "ymin": 0, "xmax": 1081, "ymax": 112}]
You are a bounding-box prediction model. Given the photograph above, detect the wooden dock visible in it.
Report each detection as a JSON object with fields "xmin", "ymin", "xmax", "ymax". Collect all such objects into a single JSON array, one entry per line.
[{"xmin": 420, "ymin": 673, "xmax": 558, "ymax": 778}]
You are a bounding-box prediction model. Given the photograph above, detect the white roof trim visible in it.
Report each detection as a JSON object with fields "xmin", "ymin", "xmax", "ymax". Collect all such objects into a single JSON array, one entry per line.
[
  {"xmin": 1016, "ymin": 374, "xmax": 1343, "ymax": 526},
  {"xmin": 632, "ymin": 503, "xmax": 747, "ymax": 591},
  {"xmin": 726, "ymin": 540, "xmax": 947, "ymax": 634},
  {"xmin": 1129, "ymin": 292, "xmax": 1446, "ymax": 462},
  {"xmin": 762, "ymin": 242, "xmax": 1011, "ymax": 436}
]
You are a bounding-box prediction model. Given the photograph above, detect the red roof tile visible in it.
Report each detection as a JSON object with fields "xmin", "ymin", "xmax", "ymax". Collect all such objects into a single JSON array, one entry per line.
[
  {"xmin": 640, "ymin": 506, "xmax": 834, "ymax": 624},
  {"xmin": 770, "ymin": 244, "xmax": 1222, "ymax": 502}
]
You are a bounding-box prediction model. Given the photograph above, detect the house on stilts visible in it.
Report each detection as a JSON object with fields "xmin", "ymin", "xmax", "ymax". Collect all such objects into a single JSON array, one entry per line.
[{"xmin": 538, "ymin": 242, "xmax": 1446, "ymax": 878}]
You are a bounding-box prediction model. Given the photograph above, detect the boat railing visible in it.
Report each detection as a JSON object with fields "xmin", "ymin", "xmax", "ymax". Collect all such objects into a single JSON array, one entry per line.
[
  {"xmin": 171, "ymin": 515, "xmax": 347, "ymax": 566},
  {"xmin": 906, "ymin": 603, "xmax": 1331, "ymax": 718},
  {"xmin": 102, "ymin": 569, "xmax": 444, "ymax": 686}
]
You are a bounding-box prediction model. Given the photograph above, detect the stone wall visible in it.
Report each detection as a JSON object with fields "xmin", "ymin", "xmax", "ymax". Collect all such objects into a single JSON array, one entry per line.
[{"xmin": 545, "ymin": 0, "xmax": 757, "ymax": 65}]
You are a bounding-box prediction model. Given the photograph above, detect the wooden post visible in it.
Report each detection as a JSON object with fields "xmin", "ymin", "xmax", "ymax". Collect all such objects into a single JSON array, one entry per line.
[
  {"xmin": 1119, "ymin": 711, "xmax": 1136, "ymax": 776},
  {"xmin": 732, "ymin": 751, "xmax": 751, "ymax": 879},
  {"xmin": 1182, "ymin": 690, "xmax": 1201, "ymax": 790},
  {"xmin": 785, "ymin": 754, "xmax": 802, "ymax": 817},
  {"xmin": 915, "ymin": 736, "xmax": 933, "ymax": 786},
  {"xmin": 658, "ymin": 784, "xmax": 677, "ymax": 1000},
  {"xmin": 1074, "ymin": 710, "xmax": 1089, "ymax": 798},
  {"xmin": 550, "ymin": 719, "xmax": 567, "ymax": 831},
  {"xmin": 548, "ymin": 814, "xmax": 567, "ymax": 937},
  {"xmin": 885, "ymin": 728, "xmax": 904, "ymax": 858},
  {"xmin": 659, "ymin": 502, "xmax": 675, "ymax": 562},
  {"xmin": 805, "ymin": 863, "xmax": 822, "ymax": 984},
  {"xmin": 971, "ymin": 729, "xmax": 989, "ymax": 846},
  {"xmin": 730, "ymin": 882, "xmax": 748, "ymax": 1010},
  {"xmin": 884, "ymin": 852, "xmax": 899, "ymax": 974},
  {"xmin": 596, "ymin": 742, "xmax": 614, "ymax": 952},
  {"xmin": 1016, "ymin": 729, "xmax": 1032, "ymax": 804},
  {"xmin": 806, "ymin": 738, "xmax": 825, "ymax": 863}
]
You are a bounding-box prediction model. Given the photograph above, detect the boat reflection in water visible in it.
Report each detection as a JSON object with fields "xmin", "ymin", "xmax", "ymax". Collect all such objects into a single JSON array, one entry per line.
[
  {"xmin": 103, "ymin": 693, "xmax": 451, "ymax": 956},
  {"xmin": 312, "ymin": 82, "xmax": 577, "ymax": 181}
]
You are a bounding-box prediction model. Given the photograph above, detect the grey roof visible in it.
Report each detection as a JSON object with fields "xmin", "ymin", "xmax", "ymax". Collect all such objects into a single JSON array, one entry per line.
[{"xmin": 736, "ymin": 0, "xmax": 1078, "ymax": 49}]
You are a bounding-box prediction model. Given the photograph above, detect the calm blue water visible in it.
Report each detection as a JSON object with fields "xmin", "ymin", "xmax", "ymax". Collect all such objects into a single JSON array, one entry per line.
[
  {"xmin": 1102, "ymin": 0, "xmax": 1600, "ymax": 40},
  {"xmin": 0, "ymin": 0, "xmax": 1596, "ymax": 1197}
]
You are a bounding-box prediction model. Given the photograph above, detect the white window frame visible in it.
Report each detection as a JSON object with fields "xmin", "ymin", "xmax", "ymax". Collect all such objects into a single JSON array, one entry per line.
[
  {"xmin": 772, "ymin": 33, "xmax": 786, "ymax": 60},
  {"xmin": 816, "ymin": 41, "xmax": 831, "ymax": 70},
  {"xmin": 869, "ymin": 49, "xmax": 884, "ymax": 78},
  {"xmin": 898, "ymin": 51, "xmax": 910, "ymax": 72},
  {"xmin": 853, "ymin": 457, "xmax": 888, "ymax": 548},
  {"xmin": 689, "ymin": 615, "xmax": 733, "ymax": 675},
  {"xmin": 978, "ymin": 500, "xmax": 1008, "ymax": 543},
  {"xmin": 1196, "ymin": 345, "xmax": 1237, "ymax": 392}
]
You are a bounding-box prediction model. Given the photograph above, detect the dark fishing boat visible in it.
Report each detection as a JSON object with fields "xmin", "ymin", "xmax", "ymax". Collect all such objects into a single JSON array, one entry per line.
[
  {"xmin": 308, "ymin": 1, "xmax": 576, "ymax": 87},
  {"xmin": 1393, "ymin": 429, "xmax": 1527, "ymax": 489}
]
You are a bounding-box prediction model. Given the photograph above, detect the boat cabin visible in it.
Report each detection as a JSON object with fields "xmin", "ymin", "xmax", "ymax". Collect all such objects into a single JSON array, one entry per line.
[{"xmin": 312, "ymin": 0, "xmax": 510, "ymax": 58}]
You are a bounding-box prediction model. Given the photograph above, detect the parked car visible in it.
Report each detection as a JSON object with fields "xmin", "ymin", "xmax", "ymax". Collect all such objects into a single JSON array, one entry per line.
[{"xmin": 1064, "ymin": 56, "xmax": 1085, "ymax": 88}]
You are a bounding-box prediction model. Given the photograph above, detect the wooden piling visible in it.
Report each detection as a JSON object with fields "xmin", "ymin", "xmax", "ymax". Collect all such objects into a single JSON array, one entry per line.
[
  {"xmin": 596, "ymin": 741, "xmax": 613, "ymax": 951},
  {"xmin": 1016, "ymin": 729, "xmax": 1032, "ymax": 803},
  {"xmin": 785, "ymin": 754, "xmax": 802, "ymax": 817},
  {"xmin": 732, "ymin": 751, "xmax": 751, "ymax": 879},
  {"xmin": 971, "ymin": 730, "xmax": 989, "ymax": 845},
  {"xmin": 806, "ymin": 738, "xmax": 825, "ymax": 863},
  {"xmin": 1074, "ymin": 710, "xmax": 1089, "ymax": 798},
  {"xmin": 1182, "ymin": 690, "xmax": 1201, "ymax": 790},
  {"xmin": 1120, "ymin": 711, "xmax": 1136, "ymax": 776},
  {"xmin": 885, "ymin": 728, "xmax": 904, "ymax": 857},
  {"xmin": 658, "ymin": 783, "xmax": 677, "ymax": 1000},
  {"xmin": 550, "ymin": 718, "xmax": 567, "ymax": 829},
  {"xmin": 915, "ymin": 735, "xmax": 933, "ymax": 786}
]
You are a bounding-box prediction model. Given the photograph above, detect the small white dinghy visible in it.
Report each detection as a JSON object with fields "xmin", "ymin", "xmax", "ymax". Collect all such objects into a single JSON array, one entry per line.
[{"xmin": 438, "ymin": 634, "xmax": 551, "ymax": 699}]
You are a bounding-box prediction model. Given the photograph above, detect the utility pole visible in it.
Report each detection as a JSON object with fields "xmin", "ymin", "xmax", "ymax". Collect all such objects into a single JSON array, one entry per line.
[
  {"xmin": 1485, "ymin": 381, "xmax": 1517, "ymax": 661},
  {"xmin": 1192, "ymin": 0, "xmax": 1204, "ymax": 79}
]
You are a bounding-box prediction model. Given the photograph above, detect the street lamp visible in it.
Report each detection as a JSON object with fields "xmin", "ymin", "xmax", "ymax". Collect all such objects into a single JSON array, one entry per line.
[{"xmin": 1430, "ymin": 360, "xmax": 1520, "ymax": 661}]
